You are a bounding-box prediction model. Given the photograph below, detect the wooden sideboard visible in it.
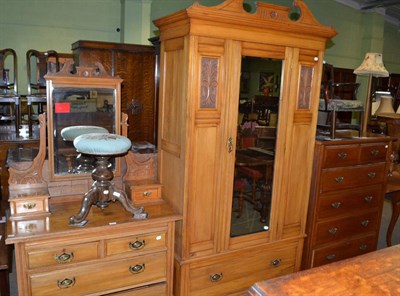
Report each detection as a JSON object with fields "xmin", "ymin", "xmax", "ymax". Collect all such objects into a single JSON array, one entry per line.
[
  {"xmin": 302, "ymin": 137, "xmax": 392, "ymax": 269},
  {"xmin": 6, "ymin": 199, "xmax": 180, "ymax": 295}
]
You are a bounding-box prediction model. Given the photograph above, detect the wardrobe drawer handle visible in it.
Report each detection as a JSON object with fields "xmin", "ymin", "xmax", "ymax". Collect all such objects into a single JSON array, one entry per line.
[
  {"xmin": 271, "ymin": 258, "xmax": 282, "ymax": 267},
  {"xmin": 337, "ymin": 152, "xmax": 347, "ymax": 159},
  {"xmin": 370, "ymin": 149, "xmax": 379, "ymax": 156},
  {"xmin": 54, "ymin": 251, "xmax": 74, "ymax": 264},
  {"xmin": 335, "ymin": 177, "xmax": 344, "ymax": 183},
  {"xmin": 326, "ymin": 254, "xmax": 336, "ymax": 260},
  {"xmin": 361, "ymin": 220, "xmax": 370, "ymax": 227},
  {"xmin": 129, "ymin": 240, "xmax": 145, "ymax": 250},
  {"xmin": 210, "ymin": 273, "xmax": 223, "ymax": 282},
  {"xmin": 367, "ymin": 172, "xmax": 376, "ymax": 179},
  {"xmin": 331, "ymin": 202, "xmax": 341, "ymax": 209},
  {"xmin": 359, "ymin": 244, "xmax": 367, "ymax": 251},
  {"xmin": 129, "ymin": 264, "xmax": 145, "ymax": 274},
  {"xmin": 57, "ymin": 277, "xmax": 75, "ymax": 289},
  {"xmin": 364, "ymin": 195, "xmax": 373, "ymax": 203},
  {"xmin": 23, "ymin": 203, "xmax": 36, "ymax": 210},
  {"xmin": 328, "ymin": 227, "xmax": 338, "ymax": 235},
  {"xmin": 142, "ymin": 191, "xmax": 152, "ymax": 197}
]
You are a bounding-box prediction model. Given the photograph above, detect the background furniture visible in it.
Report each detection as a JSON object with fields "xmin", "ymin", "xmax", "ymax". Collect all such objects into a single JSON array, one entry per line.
[
  {"xmin": 0, "ymin": 48, "xmax": 20, "ymax": 136},
  {"xmin": 0, "ymin": 222, "xmax": 10, "ymax": 296},
  {"xmin": 248, "ymin": 244, "xmax": 400, "ymax": 296},
  {"xmin": 385, "ymin": 172, "xmax": 400, "ymax": 246},
  {"xmin": 26, "ymin": 49, "xmax": 60, "ymax": 137},
  {"xmin": 154, "ymin": 0, "xmax": 336, "ymax": 294},
  {"xmin": 71, "ymin": 40, "xmax": 158, "ymax": 145},
  {"xmin": 302, "ymin": 137, "xmax": 392, "ymax": 269}
]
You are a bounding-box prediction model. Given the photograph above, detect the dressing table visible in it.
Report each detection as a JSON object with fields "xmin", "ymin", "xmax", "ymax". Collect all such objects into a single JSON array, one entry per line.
[{"xmin": 5, "ymin": 62, "xmax": 180, "ymax": 295}]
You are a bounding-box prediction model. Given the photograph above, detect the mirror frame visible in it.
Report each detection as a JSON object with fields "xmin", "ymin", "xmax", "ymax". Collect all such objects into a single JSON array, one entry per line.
[{"xmin": 45, "ymin": 61, "xmax": 123, "ymax": 182}]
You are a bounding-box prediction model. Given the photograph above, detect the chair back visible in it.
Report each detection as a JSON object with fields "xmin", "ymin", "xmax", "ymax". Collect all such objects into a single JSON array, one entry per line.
[
  {"xmin": 26, "ymin": 49, "xmax": 60, "ymax": 95},
  {"xmin": 0, "ymin": 48, "xmax": 18, "ymax": 94}
]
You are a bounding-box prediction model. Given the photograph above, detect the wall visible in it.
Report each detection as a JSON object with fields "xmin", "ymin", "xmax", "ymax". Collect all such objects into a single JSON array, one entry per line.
[{"xmin": 1, "ymin": 0, "xmax": 399, "ymax": 95}]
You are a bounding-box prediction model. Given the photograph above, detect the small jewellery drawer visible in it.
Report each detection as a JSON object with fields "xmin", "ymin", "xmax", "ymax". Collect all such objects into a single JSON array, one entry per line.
[
  {"xmin": 322, "ymin": 145, "xmax": 359, "ymax": 168},
  {"xmin": 320, "ymin": 163, "xmax": 386, "ymax": 193},
  {"xmin": 105, "ymin": 231, "xmax": 167, "ymax": 256},
  {"xmin": 188, "ymin": 243, "xmax": 297, "ymax": 296},
  {"xmin": 125, "ymin": 180, "xmax": 163, "ymax": 205},
  {"xmin": 311, "ymin": 235, "xmax": 377, "ymax": 268},
  {"xmin": 359, "ymin": 143, "xmax": 388, "ymax": 163},
  {"xmin": 314, "ymin": 212, "xmax": 379, "ymax": 246},
  {"xmin": 317, "ymin": 185, "xmax": 382, "ymax": 220},
  {"xmin": 27, "ymin": 242, "xmax": 100, "ymax": 269},
  {"xmin": 30, "ymin": 251, "xmax": 167, "ymax": 296}
]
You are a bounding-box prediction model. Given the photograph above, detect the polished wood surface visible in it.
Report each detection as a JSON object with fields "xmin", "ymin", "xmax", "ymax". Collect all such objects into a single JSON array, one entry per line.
[
  {"xmin": 0, "ymin": 222, "xmax": 10, "ymax": 296},
  {"xmin": 155, "ymin": 0, "xmax": 336, "ymax": 294},
  {"xmin": 385, "ymin": 172, "xmax": 400, "ymax": 246},
  {"xmin": 6, "ymin": 199, "xmax": 181, "ymax": 295},
  {"xmin": 303, "ymin": 137, "xmax": 392, "ymax": 269},
  {"xmin": 249, "ymin": 244, "xmax": 400, "ymax": 296}
]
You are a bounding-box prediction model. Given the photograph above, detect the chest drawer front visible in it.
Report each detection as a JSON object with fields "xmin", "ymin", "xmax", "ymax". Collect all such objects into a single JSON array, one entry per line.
[
  {"xmin": 109, "ymin": 283, "xmax": 167, "ymax": 295},
  {"xmin": 359, "ymin": 143, "xmax": 388, "ymax": 163},
  {"xmin": 30, "ymin": 251, "xmax": 167, "ymax": 296},
  {"xmin": 188, "ymin": 243, "xmax": 298, "ymax": 296},
  {"xmin": 322, "ymin": 145, "xmax": 359, "ymax": 168},
  {"xmin": 105, "ymin": 231, "xmax": 166, "ymax": 256},
  {"xmin": 317, "ymin": 185, "xmax": 383, "ymax": 220},
  {"xmin": 314, "ymin": 212, "xmax": 380, "ymax": 246},
  {"xmin": 311, "ymin": 235, "xmax": 377, "ymax": 268},
  {"xmin": 320, "ymin": 163, "xmax": 386, "ymax": 193},
  {"xmin": 132, "ymin": 186, "xmax": 161, "ymax": 202},
  {"xmin": 27, "ymin": 241, "xmax": 100, "ymax": 269}
]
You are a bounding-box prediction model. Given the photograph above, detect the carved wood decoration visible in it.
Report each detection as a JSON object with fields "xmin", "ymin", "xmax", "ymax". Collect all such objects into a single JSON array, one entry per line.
[
  {"xmin": 200, "ymin": 57, "xmax": 219, "ymax": 109},
  {"xmin": 298, "ymin": 65, "xmax": 314, "ymax": 110}
]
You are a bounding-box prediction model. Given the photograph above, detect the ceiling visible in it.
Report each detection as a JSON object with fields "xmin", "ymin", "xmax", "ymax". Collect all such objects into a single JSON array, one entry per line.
[{"xmin": 334, "ymin": 0, "xmax": 400, "ymax": 27}]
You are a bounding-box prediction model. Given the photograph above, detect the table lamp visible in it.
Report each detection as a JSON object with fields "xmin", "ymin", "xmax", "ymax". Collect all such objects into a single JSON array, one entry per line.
[{"xmin": 354, "ymin": 52, "xmax": 389, "ymax": 136}]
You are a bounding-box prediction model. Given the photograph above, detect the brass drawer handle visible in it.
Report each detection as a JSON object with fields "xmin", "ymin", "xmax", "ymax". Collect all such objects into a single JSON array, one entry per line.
[
  {"xmin": 361, "ymin": 220, "xmax": 370, "ymax": 227},
  {"xmin": 364, "ymin": 195, "xmax": 373, "ymax": 203},
  {"xmin": 359, "ymin": 244, "xmax": 367, "ymax": 251},
  {"xmin": 57, "ymin": 277, "xmax": 75, "ymax": 289},
  {"xmin": 270, "ymin": 258, "xmax": 282, "ymax": 267},
  {"xmin": 335, "ymin": 177, "xmax": 344, "ymax": 183},
  {"xmin": 129, "ymin": 264, "xmax": 145, "ymax": 274},
  {"xmin": 210, "ymin": 273, "xmax": 223, "ymax": 282},
  {"xmin": 337, "ymin": 152, "xmax": 347, "ymax": 159},
  {"xmin": 331, "ymin": 202, "xmax": 341, "ymax": 209},
  {"xmin": 142, "ymin": 191, "xmax": 152, "ymax": 197},
  {"xmin": 129, "ymin": 240, "xmax": 145, "ymax": 250},
  {"xmin": 370, "ymin": 149, "xmax": 379, "ymax": 156},
  {"xmin": 326, "ymin": 254, "xmax": 336, "ymax": 260},
  {"xmin": 54, "ymin": 251, "xmax": 74, "ymax": 264},
  {"xmin": 328, "ymin": 227, "xmax": 338, "ymax": 235},
  {"xmin": 23, "ymin": 203, "xmax": 36, "ymax": 210},
  {"xmin": 367, "ymin": 172, "xmax": 376, "ymax": 179}
]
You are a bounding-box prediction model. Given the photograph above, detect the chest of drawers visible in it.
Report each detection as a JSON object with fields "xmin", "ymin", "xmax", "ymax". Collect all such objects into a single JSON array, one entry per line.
[
  {"xmin": 6, "ymin": 200, "xmax": 180, "ymax": 295},
  {"xmin": 302, "ymin": 137, "xmax": 392, "ymax": 269}
]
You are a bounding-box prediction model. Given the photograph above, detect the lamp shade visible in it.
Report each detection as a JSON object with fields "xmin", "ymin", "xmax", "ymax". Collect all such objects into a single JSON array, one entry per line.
[{"xmin": 353, "ymin": 53, "xmax": 389, "ymax": 77}]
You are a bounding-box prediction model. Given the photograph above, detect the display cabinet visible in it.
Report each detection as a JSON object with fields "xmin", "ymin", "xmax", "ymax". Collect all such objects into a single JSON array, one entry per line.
[{"xmin": 154, "ymin": 0, "xmax": 336, "ymax": 294}]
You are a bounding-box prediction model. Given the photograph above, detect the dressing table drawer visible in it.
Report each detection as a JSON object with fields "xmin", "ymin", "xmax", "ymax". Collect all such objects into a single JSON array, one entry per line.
[
  {"xmin": 29, "ymin": 251, "xmax": 167, "ymax": 296},
  {"xmin": 105, "ymin": 230, "xmax": 167, "ymax": 256},
  {"xmin": 27, "ymin": 241, "xmax": 100, "ymax": 269}
]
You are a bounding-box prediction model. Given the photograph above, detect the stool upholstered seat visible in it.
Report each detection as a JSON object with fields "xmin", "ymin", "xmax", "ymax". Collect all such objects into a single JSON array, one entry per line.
[
  {"xmin": 74, "ymin": 133, "xmax": 132, "ymax": 156},
  {"xmin": 61, "ymin": 125, "xmax": 109, "ymax": 141}
]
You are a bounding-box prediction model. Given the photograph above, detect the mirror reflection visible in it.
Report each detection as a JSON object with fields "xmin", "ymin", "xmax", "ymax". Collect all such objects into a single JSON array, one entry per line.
[
  {"xmin": 231, "ymin": 56, "xmax": 282, "ymax": 237},
  {"xmin": 51, "ymin": 87, "xmax": 115, "ymax": 176}
]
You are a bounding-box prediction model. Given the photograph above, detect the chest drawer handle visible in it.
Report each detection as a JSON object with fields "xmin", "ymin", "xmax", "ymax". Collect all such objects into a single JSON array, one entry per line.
[
  {"xmin": 359, "ymin": 244, "xmax": 368, "ymax": 251},
  {"xmin": 54, "ymin": 251, "xmax": 74, "ymax": 264},
  {"xmin": 335, "ymin": 177, "xmax": 344, "ymax": 183},
  {"xmin": 270, "ymin": 258, "xmax": 282, "ymax": 267},
  {"xmin": 367, "ymin": 172, "xmax": 376, "ymax": 179},
  {"xmin": 23, "ymin": 203, "xmax": 37, "ymax": 210},
  {"xmin": 326, "ymin": 254, "xmax": 336, "ymax": 260},
  {"xmin": 337, "ymin": 152, "xmax": 347, "ymax": 159},
  {"xmin": 331, "ymin": 202, "xmax": 341, "ymax": 209},
  {"xmin": 57, "ymin": 277, "xmax": 75, "ymax": 289},
  {"xmin": 328, "ymin": 227, "xmax": 338, "ymax": 235},
  {"xmin": 129, "ymin": 240, "xmax": 145, "ymax": 250},
  {"xmin": 210, "ymin": 273, "xmax": 223, "ymax": 282},
  {"xmin": 142, "ymin": 191, "xmax": 152, "ymax": 197},
  {"xmin": 129, "ymin": 263, "xmax": 145, "ymax": 274},
  {"xmin": 370, "ymin": 149, "xmax": 380, "ymax": 156},
  {"xmin": 364, "ymin": 195, "xmax": 373, "ymax": 203},
  {"xmin": 361, "ymin": 220, "xmax": 370, "ymax": 227}
]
